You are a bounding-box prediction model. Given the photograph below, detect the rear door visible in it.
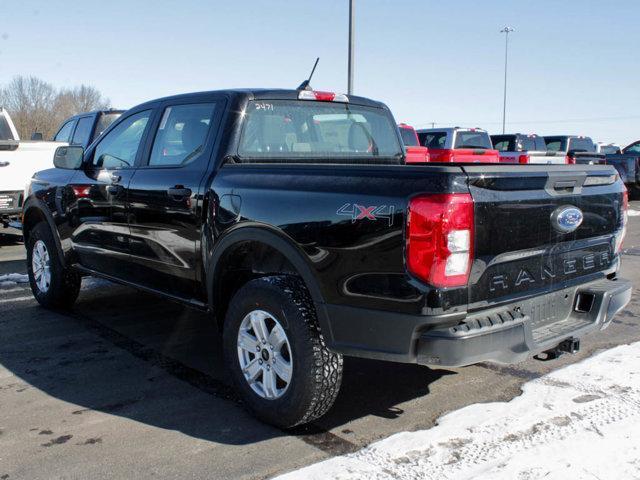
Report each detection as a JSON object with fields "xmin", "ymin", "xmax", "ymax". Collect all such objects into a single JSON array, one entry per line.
[
  {"xmin": 125, "ymin": 96, "xmax": 224, "ymax": 299},
  {"xmin": 463, "ymin": 164, "xmax": 624, "ymax": 311}
]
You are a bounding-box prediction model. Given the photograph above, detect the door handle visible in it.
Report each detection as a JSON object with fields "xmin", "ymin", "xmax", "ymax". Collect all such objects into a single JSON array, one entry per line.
[{"xmin": 167, "ymin": 187, "xmax": 192, "ymax": 199}]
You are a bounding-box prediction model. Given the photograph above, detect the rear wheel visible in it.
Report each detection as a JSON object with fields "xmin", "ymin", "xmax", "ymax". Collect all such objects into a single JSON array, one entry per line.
[
  {"xmin": 223, "ymin": 275, "xmax": 343, "ymax": 429},
  {"xmin": 26, "ymin": 222, "xmax": 81, "ymax": 309}
]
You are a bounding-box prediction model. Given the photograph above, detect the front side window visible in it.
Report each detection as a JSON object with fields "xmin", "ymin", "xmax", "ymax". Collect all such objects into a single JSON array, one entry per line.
[
  {"xmin": 454, "ymin": 131, "xmax": 492, "ymax": 149},
  {"xmin": 419, "ymin": 132, "xmax": 447, "ymax": 149},
  {"xmin": 71, "ymin": 116, "xmax": 94, "ymax": 146},
  {"xmin": 54, "ymin": 120, "xmax": 76, "ymax": 142},
  {"xmin": 148, "ymin": 103, "xmax": 215, "ymax": 166},
  {"xmin": 238, "ymin": 100, "xmax": 402, "ymax": 161},
  {"xmin": 92, "ymin": 110, "xmax": 151, "ymax": 168}
]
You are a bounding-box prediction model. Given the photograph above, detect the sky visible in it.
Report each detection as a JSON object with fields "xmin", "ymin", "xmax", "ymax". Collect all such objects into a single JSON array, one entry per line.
[{"xmin": 1, "ymin": 0, "xmax": 639, "ymax": 146}]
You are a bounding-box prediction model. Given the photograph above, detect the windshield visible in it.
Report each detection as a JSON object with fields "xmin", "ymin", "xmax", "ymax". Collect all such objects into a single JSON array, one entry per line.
[
  {"xmin": 454, "ymin": 131, "xmax": 492, "ymax": 149},
  {"xmin": 0, "ymin": 114, "xmax": 15, "ymax": 141},
  {"xmin": 238, "ymin": 100, "xmax": 402, "ymax": 161}
]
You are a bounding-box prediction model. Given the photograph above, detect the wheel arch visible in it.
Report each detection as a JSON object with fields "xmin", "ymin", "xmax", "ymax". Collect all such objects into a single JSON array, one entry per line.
[
  {"xmin": 207, "ymin": 225, "xmax": 329, "ymax": 333},
  {"xmin": 22, "ymin": 198, "xmax": 66, "ymax": 267}
]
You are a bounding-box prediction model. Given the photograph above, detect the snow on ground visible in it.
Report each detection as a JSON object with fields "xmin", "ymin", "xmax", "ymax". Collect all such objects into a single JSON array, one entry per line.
[
  {"xmin": 277, "ymin": 342, "xmax": 640, "ymax": 480},
  {"xmin": 628, "ymin": 209, "xmax": 640, "ymax": 217},
  {"xmin": 0, "ymin": 273, "xmax": 29, "ymax": 289}
]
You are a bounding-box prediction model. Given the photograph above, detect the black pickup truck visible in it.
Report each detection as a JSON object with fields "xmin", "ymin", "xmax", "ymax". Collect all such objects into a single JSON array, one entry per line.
[
  {"xmin": 544, "ymin": 135, "xmax": 606, "ymax": 165},
  {"xmin": 22, "ymin": 89, "xmax": 631, "ymax": 428},
  {"xmin": 605, "ymin": 140, "xmax": 640, "ymax": 197}
]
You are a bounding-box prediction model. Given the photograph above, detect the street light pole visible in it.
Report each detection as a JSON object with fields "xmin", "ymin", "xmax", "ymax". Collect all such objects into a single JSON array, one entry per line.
[
  {"xmin": 348, "ymin": 0, "xmax": 355, "ymax": 94},
  {"xmin": 500, "ymin": 26, "xmax": 514, "ymax": 134}
]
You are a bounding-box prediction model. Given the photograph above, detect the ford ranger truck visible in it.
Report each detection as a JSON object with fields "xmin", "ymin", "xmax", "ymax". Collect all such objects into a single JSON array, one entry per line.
[
  {"xmin": 491, "ymin": 133, "xmax": 565, "ymax": 164},
  {"xmin": 0, "ymin": 108, "xmax": 122, "ymax": 231},
  {"xmin": 417, "ymin": 127, "xmax": 500, "ymax": 163},
  {"xmin": 544, "ymin": 135, "xmax": 606, "ymax": 165},
  {"xmin": 398, "ymin": 123, "xmax": 430, "ymax": 163},
  {"xmin": 22, "ymin": 89, "xmax": 631, "ymax": 429}
]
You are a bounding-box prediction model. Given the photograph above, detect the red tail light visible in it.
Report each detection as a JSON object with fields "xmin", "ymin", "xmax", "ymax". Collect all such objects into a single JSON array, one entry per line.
[
  {"xmin": 616, "ymin": 187, "xmax": 628, "ymax": 253},
  {"xmin": 518, "ymin": 154, "xmax": 529, "ymax": 164},
  {"xmin": 71, "ymin": 185, "xmax": 91, "ymax": 198},
  {"xmin": 565, "ymin": 155, "xmax": 575, "ymax": 165},
  {"xmin": 406, "ymin": 193, "xmax": 474, "ymax": 287}
]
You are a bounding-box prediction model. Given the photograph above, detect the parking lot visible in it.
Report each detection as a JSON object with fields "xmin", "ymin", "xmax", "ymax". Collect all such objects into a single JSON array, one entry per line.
[{"xmin": 1, "ymin": 204, "xmax": 639, "ymax": 480}]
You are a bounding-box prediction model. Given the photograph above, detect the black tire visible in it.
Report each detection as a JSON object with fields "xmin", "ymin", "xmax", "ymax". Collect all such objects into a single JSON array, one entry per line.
[
  {"xmin": 223, "ymin": 275, "xmax": 343, "ymax": 429},
  {"xmin": 26, "ymin": 222, "xmax": 81, "ymax": 310}
]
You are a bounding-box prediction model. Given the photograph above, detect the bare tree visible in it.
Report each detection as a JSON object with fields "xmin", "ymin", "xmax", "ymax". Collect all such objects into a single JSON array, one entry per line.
[
  {"xmin": 55, "ymin": 85, "xmax": 110, "ymax": 123},
  {"xmin": 0, "ymin": 76, "xmax": 111, "ymax": 140},
  {"xmin": 0, "ymin": 76, "xmax": 58, "ymax": 140}
]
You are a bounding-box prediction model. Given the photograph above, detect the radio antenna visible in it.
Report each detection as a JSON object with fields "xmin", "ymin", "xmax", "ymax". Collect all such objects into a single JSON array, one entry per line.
[{"xmin": 297, "ymin": 57, "xmax": 319, "ymax": 91}]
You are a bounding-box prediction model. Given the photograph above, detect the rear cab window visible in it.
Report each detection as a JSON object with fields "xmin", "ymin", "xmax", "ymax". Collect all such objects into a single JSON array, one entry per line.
[
  {"xmin": 568, "ymin": 137, "xmax": 595, "ymax": 152},
  {"xmin": 237, "ymin": 100, "xmax": 402, "ymax": 162},
  {"xmin": 399, "ymin": 127, "xmax": 419, "ymax": 146},
  {"xmin": 454, "ymin": 130, "xmax": 492, "ymax": 149},
  {"xmin": 418, "ymin": 131, "xmax": 447, "ymax": 149},
  {"xmin": 93, "ymin": 113, "xmax": 122, "ymax": 142},
  {"xmin": 491, "ymin": 135, "xmax": 515, "ymax": 152},
  {"xmin": 544, "ymin": 137, "xmax": 567, "ymax": 152}
]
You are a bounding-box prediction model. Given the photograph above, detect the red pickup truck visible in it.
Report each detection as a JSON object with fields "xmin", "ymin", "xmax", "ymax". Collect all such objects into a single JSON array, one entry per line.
[
  {"xmin": 416, "ymin": 127, "xmax": 499, "ymax": 163},
  {"xmin": 398, "ymin": 123, "xmax": 430, "ymax": 163}
]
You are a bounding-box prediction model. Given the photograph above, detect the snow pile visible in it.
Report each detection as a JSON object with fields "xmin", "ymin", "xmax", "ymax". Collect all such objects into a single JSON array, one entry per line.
[
  {"xmin": 278, "ymin": 342, "xmax": 640, "ymax": 480},
  {"xmin": 0, "ymin": 273, "xmax": 29, "ymax": 289},
  {"xmin": 627, "ymin": 209, "xmax": 640, "ymax": 217}
]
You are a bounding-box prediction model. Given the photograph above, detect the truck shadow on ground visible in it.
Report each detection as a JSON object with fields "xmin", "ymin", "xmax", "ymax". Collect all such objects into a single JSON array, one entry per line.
[{"xmin": 0, "ymin": 282, "xmax": 454, "ymax": 448}]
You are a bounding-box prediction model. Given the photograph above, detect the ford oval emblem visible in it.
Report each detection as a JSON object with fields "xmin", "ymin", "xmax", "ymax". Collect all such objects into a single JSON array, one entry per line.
[{"xmin": 551, "ymin": 206, "xmax": 584, "ymax": 233}]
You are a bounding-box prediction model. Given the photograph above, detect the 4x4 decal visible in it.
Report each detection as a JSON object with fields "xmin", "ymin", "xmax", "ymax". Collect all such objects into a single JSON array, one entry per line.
[{"xmin": 337, "ymin": 203, "xmax": 395, "ymax": 226}]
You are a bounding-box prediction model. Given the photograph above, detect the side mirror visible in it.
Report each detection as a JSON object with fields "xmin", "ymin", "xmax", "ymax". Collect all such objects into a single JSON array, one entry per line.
[{"xmin": 53, "ymin": 145, "xmax": 84, "ymax": 170}]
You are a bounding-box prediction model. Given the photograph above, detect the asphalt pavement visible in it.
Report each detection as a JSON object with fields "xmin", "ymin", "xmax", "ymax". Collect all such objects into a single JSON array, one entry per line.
[{"xmin": 1, "ymin": 204, "xmax": 640, "ymax": 480}]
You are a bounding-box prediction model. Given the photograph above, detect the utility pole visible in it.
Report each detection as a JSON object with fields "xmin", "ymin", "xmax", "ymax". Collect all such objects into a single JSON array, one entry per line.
[
  {"xmin": 348, "ymin": 0, "xmax": 355, "ymax": 94},
  {"xmin": 500, "ymin": 26, "xmax": 514, "ymax": 134}
]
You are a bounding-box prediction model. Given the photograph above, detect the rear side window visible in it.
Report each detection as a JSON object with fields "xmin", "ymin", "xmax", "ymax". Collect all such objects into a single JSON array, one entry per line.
[
  {"xmin": 148, "ymin": 103, "xmax": 216, "ymax": 166},
  {"xmin": 238, "ymin": 100, "xmax": 402, "ymax": 161},
  {"xmin": 0, "ymin": 115, "xmax": 14, "ymax": 141},
  {"xmin": 54, "ymin": 120, "xmax": 76, "ymax": 142},
  {"xmin": 399, "ymin": 127, "xmax": 419, "ymax": 146},
  {"xmin": 568, "ymin": 137, "xmax": 595, "ymax": 152},
  {"xmin": 419, "ymin": 132, "xmax": 447, "ymax": 149},
  {"xmin": 71, "ymin": 116, "xmax": 94, "ymax": 146},
  {"xmin": 454, "ymin": 131, "xmax": 492, "ymax": 149}
]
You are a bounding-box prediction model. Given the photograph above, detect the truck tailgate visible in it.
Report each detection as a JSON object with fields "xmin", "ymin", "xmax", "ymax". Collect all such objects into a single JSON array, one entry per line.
[{"xmin": 462, "ymin": 164, "xmax": 625, "ymax": 311}]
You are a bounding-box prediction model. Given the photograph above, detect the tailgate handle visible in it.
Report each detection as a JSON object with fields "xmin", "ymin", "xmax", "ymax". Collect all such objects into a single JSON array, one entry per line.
[{"xmin": 554, "ymin": 180, "xmax": 576, "ymax": 192}]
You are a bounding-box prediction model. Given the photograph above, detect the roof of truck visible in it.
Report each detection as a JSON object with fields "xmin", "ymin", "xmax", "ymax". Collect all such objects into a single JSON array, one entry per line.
[
  {"xmin": 133, "ymin": 89, "xmax": 387, "ymax": 110},
  {"xmin": 64, "ymin": 109, "xmax": 125, "ymax": 121}
]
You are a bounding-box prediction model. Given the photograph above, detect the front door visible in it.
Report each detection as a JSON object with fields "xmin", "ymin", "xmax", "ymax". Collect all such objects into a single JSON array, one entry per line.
[
  {"xmin": 126, "ymin": 99, "xmax": 222, "ymax": 299},
  {"xmin": 70, "ymin": 109, "xmax": 154, "ymax": 278}
]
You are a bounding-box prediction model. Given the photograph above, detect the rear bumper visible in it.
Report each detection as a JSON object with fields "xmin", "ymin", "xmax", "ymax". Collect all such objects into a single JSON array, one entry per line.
[{"xmin": 321, "ymin": 278, "xmax": 632, "ymax": 367}]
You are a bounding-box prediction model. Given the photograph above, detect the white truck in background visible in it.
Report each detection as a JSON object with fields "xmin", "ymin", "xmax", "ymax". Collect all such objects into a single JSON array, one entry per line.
[{"xmin": 0, "ymin": 107, "xmax": 122, "ymax": 232}]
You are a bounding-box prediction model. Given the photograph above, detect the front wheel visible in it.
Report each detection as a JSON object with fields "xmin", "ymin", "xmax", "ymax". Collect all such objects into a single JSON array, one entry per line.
[
  {"xmin": 26, "ymin": 222, "xmax": 81, "ymax": 309},
  {"xmin": 223, "ymin": 275, "xmax": 343, "ymax": 429}
]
